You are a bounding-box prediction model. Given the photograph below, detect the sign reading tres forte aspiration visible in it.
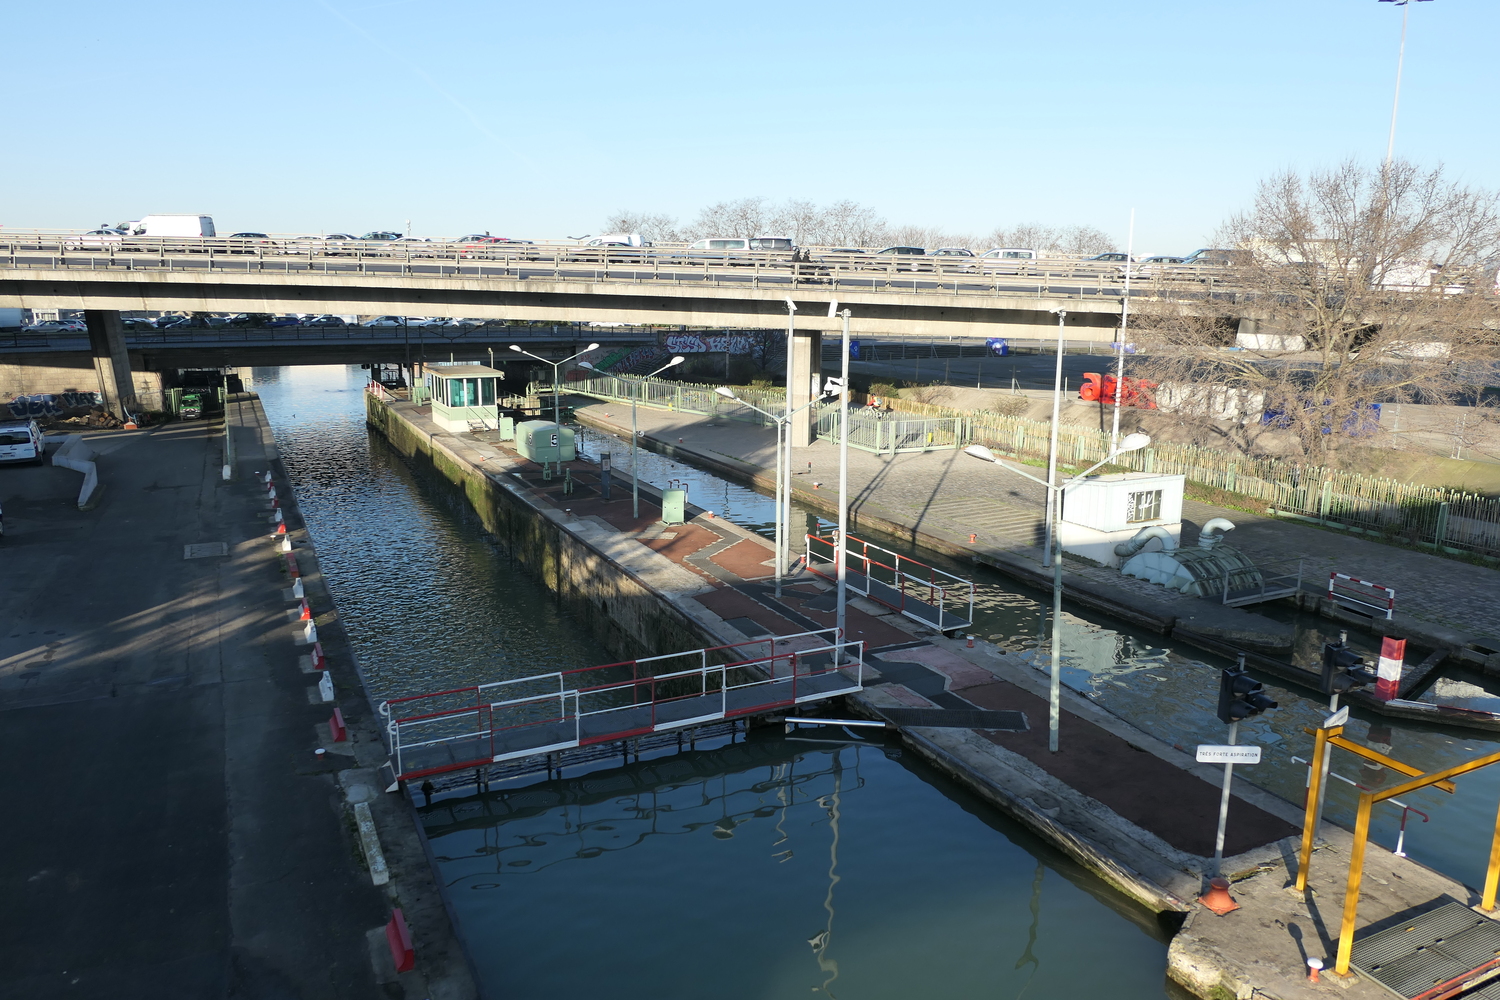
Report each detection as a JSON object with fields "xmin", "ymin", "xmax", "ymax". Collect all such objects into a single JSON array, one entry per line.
[{"xmin": 1196, "ymin": 745, "xmax": 1263, "ymax": 765}]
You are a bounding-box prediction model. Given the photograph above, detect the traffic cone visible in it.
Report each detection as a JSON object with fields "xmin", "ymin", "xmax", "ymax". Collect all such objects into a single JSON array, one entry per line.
[
  {"xmin": 274, "ymin": 521, "xmax": 287, "ymax": 536},
  {"xmin": 298, "ymin": 599, "xmax": 311, "ymax": 621}
]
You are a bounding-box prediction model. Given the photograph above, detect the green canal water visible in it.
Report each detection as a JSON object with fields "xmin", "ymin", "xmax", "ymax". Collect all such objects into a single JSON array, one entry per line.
[{"xmin": 249, "ymin": 363, "xmax": 1500, "ymax": 997}]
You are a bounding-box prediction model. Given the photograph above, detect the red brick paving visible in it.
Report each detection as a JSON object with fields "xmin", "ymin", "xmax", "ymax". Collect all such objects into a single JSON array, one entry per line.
[{"xmin": 956, "ymin": 679, "xmax": 1297, "ymax": 856}]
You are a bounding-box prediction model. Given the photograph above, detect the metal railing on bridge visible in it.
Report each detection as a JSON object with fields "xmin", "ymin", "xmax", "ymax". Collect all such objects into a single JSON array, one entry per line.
[
  {"xmin": 379, "ymin": 628, "xmax": 865, "ymax": 782},
  {"xmin": 0, "ymin": 230, "xmax": 1251, "ymax": 302},
  {"xmin": 805, "ymin": 532, "xmax": 975, "ymax": 633}
]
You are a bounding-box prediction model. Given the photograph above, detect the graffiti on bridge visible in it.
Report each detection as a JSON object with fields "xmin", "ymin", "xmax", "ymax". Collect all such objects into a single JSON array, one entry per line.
[
  {"xmin": 664, "ymin": 334, "xmax": 756, "ymax": 355},
  {"xmin": 6, "ymin": 391, "xmax": 104, "ymax": 417}
]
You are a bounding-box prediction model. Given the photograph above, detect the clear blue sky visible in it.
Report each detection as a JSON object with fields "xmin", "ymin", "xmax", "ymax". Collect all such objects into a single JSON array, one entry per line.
[{"xmin": 3, "ymin": 0, "xmax": 1495, "ymax": 254}]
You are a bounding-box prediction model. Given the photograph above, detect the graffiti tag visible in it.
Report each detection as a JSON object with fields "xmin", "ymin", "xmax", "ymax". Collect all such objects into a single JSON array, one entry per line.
[
  {"xmin": 6, "ymin": 391, "xmax": 103, "ymax": 417},
  {"xmin": 664, "ymin": 334, "xmax": 756, "ymax": 355}
]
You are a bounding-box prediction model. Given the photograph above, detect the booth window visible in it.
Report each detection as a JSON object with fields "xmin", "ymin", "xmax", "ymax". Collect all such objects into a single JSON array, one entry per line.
[
  {"xmin": 1126, "ymin": 489, "xmax": 1162, "ymax": 523},
  {"xmin": 481, "ymin": 378, "xmax": 495, "ymax": 405}
]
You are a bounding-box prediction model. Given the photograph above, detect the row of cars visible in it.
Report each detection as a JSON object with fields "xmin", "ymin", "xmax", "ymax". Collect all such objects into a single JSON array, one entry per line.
[{"xmin": 20, "ymin": 313, "xmax": 491, "ymax": 334}]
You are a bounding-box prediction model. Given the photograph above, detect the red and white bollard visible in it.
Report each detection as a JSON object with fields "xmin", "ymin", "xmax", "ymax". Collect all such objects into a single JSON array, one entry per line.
[
  {"xmin": 1307, "ymin": 957, "xmax": 1323, "ymax": 983},
  {"xmin": 310, "ymin": 641, "xmax": 326, "ymax": 670},
  {"xmin": 1375, "ymin": 636, "xmax": 1406, "ymax": 701},
  {"xmin": 298, "ymin": 599, "xmax": 312, "ymax": 621},
  {"xmin": 329, "ymin": 706, "xmax": 347, "ymax": 742},
  {"xmin": 966, "ymin": 634, "xmax": 975, "ymax": 648}
]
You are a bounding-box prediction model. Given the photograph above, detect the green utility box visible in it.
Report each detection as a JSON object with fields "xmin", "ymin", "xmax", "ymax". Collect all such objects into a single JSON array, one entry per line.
[
  {"xmin": 515, "ymin": 420, "xmax": 576, "ymax": 463},
  {"xmin": 661, "ymin": 488, "xmax": 687, "ymax": 526},
  {"xmin": 498, "ymin": 416, "xmax": 515, "ymax": 441}
]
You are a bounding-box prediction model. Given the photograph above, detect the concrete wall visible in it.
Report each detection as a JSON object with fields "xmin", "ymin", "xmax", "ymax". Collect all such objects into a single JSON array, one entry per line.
[
  {"xmin": 364, "ymin": 394, "xmax": 715, "ymax": 661},
  {"xmin": 0, "ymin": 356, "xmax": 164, "ymax": 415}
]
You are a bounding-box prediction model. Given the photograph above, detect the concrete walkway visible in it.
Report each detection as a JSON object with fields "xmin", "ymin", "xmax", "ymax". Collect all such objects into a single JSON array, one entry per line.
[
  {"xmin": 573, "ymin": 400, "xmax": 1500, "ymax": 650},
  {"xmin": 0, "ymin": 404, "xmax": 473, "ymax": 998}
]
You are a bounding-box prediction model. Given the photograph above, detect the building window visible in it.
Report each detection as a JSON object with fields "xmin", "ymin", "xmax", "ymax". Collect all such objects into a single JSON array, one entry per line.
[{"xmin": 1126, "ymin": 489, "xmax": 1162, "ymax": 523}]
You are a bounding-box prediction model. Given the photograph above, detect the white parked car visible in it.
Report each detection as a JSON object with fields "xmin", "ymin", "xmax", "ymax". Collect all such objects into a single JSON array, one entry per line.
[
  {"xmin": 0, "ymin": 420, "xmax": 46, "ymax": 465},
  {"xmin": 360, "ymin": 315, "xmax": 409, "ymax": 328},
  {"xmin": 23, "ymin": 319, "xmax": 87, "ymax": 333}
]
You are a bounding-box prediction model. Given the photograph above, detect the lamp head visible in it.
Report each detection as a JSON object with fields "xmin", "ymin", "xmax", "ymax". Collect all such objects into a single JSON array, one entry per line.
[
  {"xmin": 578, "ymin": 361, "xmax": 596, "ymax": 371},
  {"xmin": 586, "ymin": 342, "xmax": 600, "ymax": 351},
  {"xmin": 508, "ymin": 344, "xmax": 522, "ymax": 352},
  {"xmin": 963, "ymin": 445, "xmax": 999, "ymax": 464},
  {"xmin": 1117, "ymin": 432, "xmax": 1151, "ymax": 453},
  {"xmin": 714, "ymin": 386, "xmax": 738, "ymax": 400},
  {"xmin": 667, "ymin": 356, "xmax": 685, "ymax": 367},
  {"xmin": 784, "ymin": 297, "xmax": 797, "ymax": 313}
]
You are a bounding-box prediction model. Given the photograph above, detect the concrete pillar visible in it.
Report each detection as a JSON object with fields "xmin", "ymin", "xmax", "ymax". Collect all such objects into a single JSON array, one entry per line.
[
  {"xmin": 789, "ymin": 329, "xmax": 822, "ymax": 447},
  {"xmin": 85, "ymin": 310, "xmax": 137, "ymax": 417}
]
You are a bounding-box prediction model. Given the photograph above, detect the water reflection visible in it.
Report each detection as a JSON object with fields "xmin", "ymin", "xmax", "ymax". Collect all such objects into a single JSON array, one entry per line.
[{"xmin": 423, "ymin": 730, "xmax": 1170, "ymax": 999}]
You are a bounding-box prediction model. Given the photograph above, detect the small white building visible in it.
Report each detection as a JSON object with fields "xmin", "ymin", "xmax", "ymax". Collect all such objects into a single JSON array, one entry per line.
[
  {"xmin": 1059, "ymin": 472, "xmax": 1185, "ymax": 567},
  {"xmin": 424, "ymin": 365, "xmax": 504, "ymax": 433}
]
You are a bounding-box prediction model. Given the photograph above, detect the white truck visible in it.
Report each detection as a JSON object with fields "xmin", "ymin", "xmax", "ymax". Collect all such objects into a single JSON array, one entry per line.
[
  {"xmin": 0, "ymin": 308, "xmax": 24, "ymax": 330},
  {"xmin": 130, "ymin": 215, "xmax": 217, "ymax": 238}
]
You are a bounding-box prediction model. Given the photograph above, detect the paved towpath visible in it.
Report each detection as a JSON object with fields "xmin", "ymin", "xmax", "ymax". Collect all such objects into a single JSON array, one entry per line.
[
  {"xmin": 0, "ymin": 404, "xmax": 473, "ymax": 999},
  {"xmin": 573, "ymin": 400, "xmax": 1500, "ymax": 646}
]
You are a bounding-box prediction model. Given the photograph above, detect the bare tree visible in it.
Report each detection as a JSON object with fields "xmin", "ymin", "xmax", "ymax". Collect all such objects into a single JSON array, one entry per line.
[
  {"xmin": 1134, "ymin": 159, "xmax": 1500, "ymax": 459},
  {"xmin": 603, "ymin": 211, "xmax": 683, "ymax": 243},
  {"xmin": 687, "ymin": 197, "xmax": 770, "ymax": 239},
  {"xmin": 769, "ymin": 199, "xmax": 826, "ymax": 244},
  {"xmin": 986, "ymin": 222, "xmax": 1117, "ymax": 255},
  {"xmin": 819, "ymin": 200, "xmax": 888, "ymax": 247}
]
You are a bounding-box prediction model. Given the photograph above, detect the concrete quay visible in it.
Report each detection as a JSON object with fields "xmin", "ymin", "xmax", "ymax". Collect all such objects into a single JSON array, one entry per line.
[
  {"xmin": 359, "ymin": 390, "xmax": 1500, "ymax": 1000},
  {"xmin": 0, "ymin": 398, "xmax": 474, "ymax": 999},
  {"xmin": 570, "ymin": 402, "xmax": 1500, "ymax": 698}
]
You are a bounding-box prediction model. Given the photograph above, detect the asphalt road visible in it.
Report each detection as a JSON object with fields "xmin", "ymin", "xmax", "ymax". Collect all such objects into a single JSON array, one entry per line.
[{"xmin": 0, "ymin": 423, "xmax": 386, "ymax": 998}]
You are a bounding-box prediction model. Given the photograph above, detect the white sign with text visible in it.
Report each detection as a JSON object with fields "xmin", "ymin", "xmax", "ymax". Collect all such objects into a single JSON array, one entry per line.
[{"xmin": 1197, "ymin": 745, "xmax": 1263, "ymax": 765}]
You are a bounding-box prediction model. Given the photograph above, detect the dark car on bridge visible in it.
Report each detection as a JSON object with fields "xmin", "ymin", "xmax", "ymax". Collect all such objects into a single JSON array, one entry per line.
[
  {"xmin": 226, "ymin": 232, "xmax": 276, "ymax": 254},
  {"xmin": 303, "ymin": 315, "xmax": 347, "ymax": 328}
]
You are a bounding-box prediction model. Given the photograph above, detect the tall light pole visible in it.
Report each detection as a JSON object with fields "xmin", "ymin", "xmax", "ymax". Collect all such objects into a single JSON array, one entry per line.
[
  {"xmin": 781, "ymin": 298, "xmax": 798, "ymax": 594},
  {"xmin": 578, "ymin": 356, "xmax": 685, "ymax": 518},
  {"xmin": 965, "ymin": 433, "xmax": 1151, "ymax": 752},
  {"xmin": 1380, "ymin": 0, "xmax": 1433, "ymax": 167},
  {"xmin": 714, "ymin": 386, "xmax": 826, "ymax": 599},
  {"xmin": 1044, "ymin": 309, "xmax": 1066, "ymax": 568},
  {"xmin": 509, "ymin": 341, "xmax": 600, "ymax": 437},
  {"xmin": 1111, "ymin": 210, "xmax": 1135, "ymax": 453},
  {"xmin": 836, "ymin": 306, "xmax": 851, "ymax": 656}
]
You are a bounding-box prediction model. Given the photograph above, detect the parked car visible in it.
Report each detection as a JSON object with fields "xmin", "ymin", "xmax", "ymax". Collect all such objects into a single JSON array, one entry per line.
[
  {"xmin": 226, "ymin": 313, "xmax": 274, "ymax": 327},
  {"xmin": 0, "ymin": 419, "xmax": 47, "ymax": 465},
  {"xmin": 361, "ymin": 315, "xmax": 408, "ymax": 328},
  {"xmin": 266, "ymin": 315, "xmax": 302, "ymax": 328},
  {"xmin": 22, "ymin": 319, "xmax": 87, "ymax": 333},
  {"xmin": 303, "ymin": 315, "xmax": 347, "ymax": 328},
  {"xmin": 153, "ymin": 315, "xmax": 196, "ymax": 329},
  {"xmin": 121, "ymin": 317, "xmax": 157, "ymax": 333}
]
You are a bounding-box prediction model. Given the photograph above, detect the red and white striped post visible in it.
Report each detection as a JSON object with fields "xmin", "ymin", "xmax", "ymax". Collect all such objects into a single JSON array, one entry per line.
[{"xmin": 1375, "ymin": 636, "xmax": 1406, "ymax": 701}]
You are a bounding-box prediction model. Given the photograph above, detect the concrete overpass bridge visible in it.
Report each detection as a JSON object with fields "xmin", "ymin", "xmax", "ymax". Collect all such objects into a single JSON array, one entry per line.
[{"xmin": 0, "ymin": 234, "xmax": 1236, "ymax": 420}]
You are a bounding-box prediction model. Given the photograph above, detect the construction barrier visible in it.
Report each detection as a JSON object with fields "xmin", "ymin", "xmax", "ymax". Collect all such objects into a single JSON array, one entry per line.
[
  {"xmin": 385, "ymin": 909, "xmax": 415, "ymax": 974},
  {"xmin": 1327, "ymin": 572, "xmax": 1396, "ymax": 620}
]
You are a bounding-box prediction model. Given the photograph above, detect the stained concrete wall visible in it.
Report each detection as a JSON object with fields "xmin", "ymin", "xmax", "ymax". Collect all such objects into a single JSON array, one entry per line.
[
  {"xmin": 364, "ymin": 393, "xmax": 714, "ymax": 662},
  {"xmin": 0, "ymin": 357, "xmax": 164, "ymax": 415}
]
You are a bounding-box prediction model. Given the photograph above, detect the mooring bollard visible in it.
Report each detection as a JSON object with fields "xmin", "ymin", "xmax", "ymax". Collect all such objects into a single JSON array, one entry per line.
[
  {"xmin": 969, "ymin": 533, "xmax": 977, "ymax": 543},
  {"xmin": 1199, "ymin": 877, "xmax": 1239, "ymax": 915},
  {"xmin": 1307, "ymin": 958, "xmax": 1323, "ymax": 983}
]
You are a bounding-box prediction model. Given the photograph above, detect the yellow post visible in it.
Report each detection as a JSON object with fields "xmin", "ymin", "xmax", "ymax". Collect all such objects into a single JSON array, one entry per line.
[
  {"xmin": 1335, "ymin": 793, "xmax": 1375, "ymax": 977},
  {"xmin": 1296, "ymin": 726, "xmax": 1334, "ymax": 892},
  {"xmin": 1483, "ymin": 794, "xmax": 1500, "ymax": 911}
]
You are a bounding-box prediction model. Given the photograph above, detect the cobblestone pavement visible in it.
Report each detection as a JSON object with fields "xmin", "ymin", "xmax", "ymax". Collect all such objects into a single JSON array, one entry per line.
[{"xmin": 576, "ymin": 402, "xmax": 1500, "ymax": 643}]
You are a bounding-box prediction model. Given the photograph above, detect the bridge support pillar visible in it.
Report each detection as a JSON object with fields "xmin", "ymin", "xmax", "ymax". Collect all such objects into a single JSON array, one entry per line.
[
  {"xmin": 85, "ymin": 310, "xmax": 137, "ymax": 418},
  {"xmin": 789, "ymin": 329, "xmax": 822, "ymax": 447}
]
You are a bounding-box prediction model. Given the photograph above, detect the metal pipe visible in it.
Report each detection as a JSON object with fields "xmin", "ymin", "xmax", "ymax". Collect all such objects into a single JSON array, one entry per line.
[
  {"xmin": 1111, "ymin": 209, "xmax": 1134, "ymax": 452},
  {"xmin": 1212, "ymin": 720, "xmax": 1239, "ymax": 877}
]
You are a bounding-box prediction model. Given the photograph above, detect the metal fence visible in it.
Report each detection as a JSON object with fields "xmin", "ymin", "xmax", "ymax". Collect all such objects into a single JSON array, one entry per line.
[{"xmin": 961, "ymin": 410, "xmax": 1500, "ymax": 558}]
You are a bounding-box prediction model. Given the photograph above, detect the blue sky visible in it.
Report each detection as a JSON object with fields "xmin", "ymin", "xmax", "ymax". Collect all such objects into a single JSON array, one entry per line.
[{"xmin": 3, "ymin": 0, "xmax": 1495, "ymax": 254}]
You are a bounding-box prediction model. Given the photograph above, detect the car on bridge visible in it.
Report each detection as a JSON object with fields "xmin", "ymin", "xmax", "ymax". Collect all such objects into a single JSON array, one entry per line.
[
  {"xmin": 21, "ymin": 319, "xmax": 87, "ymax": 333},
  {"xmin": 303, "ymin": 314, "xmax": 348, "ymax": 328},
  {"xmin": 226, "ymin": 232, "xmax": 276, "ymax": 254},
  {"xmin": 360, "ymin": 315, "xmax": 409, "ymax": 328},
  {"xmin": 70, "ymin": 228, "xmax": 133, "ymax": 250},
  {"xmin": 977, "ymin": 247, "xmax": 1040, "ymax": 275}
]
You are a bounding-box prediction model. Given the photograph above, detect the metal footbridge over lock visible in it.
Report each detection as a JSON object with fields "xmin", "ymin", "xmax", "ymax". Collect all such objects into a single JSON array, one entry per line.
[
  {"xmin": 380, "ymin": 628, "xmax": 865, "ymax": 783},
  {"xmin": 804, "ymin": 531, "xmax": 975, "ymax": 634}
]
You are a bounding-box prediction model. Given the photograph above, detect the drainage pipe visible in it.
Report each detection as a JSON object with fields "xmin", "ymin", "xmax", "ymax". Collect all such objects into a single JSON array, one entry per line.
[
  {"xmin": 1198, "ymin": 517, "xmax": 1236, "ymax": 549},
  {"xmin": 1113, "ymin": 524, "xmax": 1176, "ymax": 559}
]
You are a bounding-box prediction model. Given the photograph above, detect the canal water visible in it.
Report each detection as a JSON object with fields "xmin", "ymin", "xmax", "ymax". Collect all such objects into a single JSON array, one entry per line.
[{"xmin": 248, "ymin": 365, "xmax": 1177, "ymax": 999}]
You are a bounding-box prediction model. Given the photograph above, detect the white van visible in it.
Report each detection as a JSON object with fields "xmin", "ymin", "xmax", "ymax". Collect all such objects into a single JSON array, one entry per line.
[
  {"xmin": 979, "ymin": 247, "xmax": 1039, "ymax": 274},
  {"xmin": 0, "ymin": 420, "xmax": 46, "ymax": 465},
  {"xmin": 686, "ymin": 237, "xmax": 795, "ymax": 253},
  {"xmin": 134, "ymin": 215, "xmax": 217, "ymax": 238}
]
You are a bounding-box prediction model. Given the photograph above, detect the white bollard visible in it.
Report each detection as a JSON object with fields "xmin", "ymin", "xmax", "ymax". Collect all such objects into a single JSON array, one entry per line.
[
  {"xmin": 273, "ymin": 508, "xmax": 284, "ymax": 523},
  {"xmin": 222, "ymin": 464, "xmax": 232, "ymax": 481},
  {"xmin": 318, "ymin": 671, "xmax": 334, "ymax": 702},
  {"xmin": 279, "ymin": 537, "xmax": 292, "ymax": 553},
  {"xmin": 292, "ymin": 578, "xmax": 304, "ymax": 600},
  {"xmin": 262, "ymin": 471, "xmax": 272, "ymax": 484},
  {"xmin": 304, "ymin": 620, "xmax": 318, "ymax": 644}
]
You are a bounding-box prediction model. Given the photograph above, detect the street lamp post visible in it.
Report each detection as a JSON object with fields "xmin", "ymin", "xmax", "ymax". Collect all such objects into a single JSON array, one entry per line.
[
  {"xmin": 1044, "ymin": 309, "xmax": 1067, "ymax": 568},
  {"xmin": 965, "ymin": 432, "xmax": 1151, "ymax": 752},
  {"xmin": 509, "ymin": 341, "xmax": 601, "ymax": 439},
  {"xmin": 714, "ymin": 386, "xmax": 826, "ymax": 599},
  {"xmin": 1379, "ymin": 0, "xmax": 1433, "ymax": 167},
  {"xmin": 836, "ymin": 307, "xmax": 852, "ymax": 656},
  {"xmin": 781, "ymin": 298, "xmax": 798, "ymax": 596},
  {"xmin": 577, "ymin": 356, "xmax": 685, "ymax": 518}
]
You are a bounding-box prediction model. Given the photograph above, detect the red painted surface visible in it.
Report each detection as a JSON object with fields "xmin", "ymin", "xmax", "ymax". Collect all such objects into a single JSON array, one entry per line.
[
  {"xmin": 385, "ymin": 909, "xmax": 415, "ymax": 973},
  {"xmin": 330, "ymin": 707, "xmax": 347, "ymax": 742}
]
